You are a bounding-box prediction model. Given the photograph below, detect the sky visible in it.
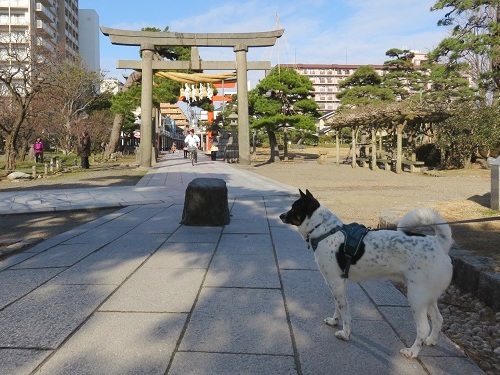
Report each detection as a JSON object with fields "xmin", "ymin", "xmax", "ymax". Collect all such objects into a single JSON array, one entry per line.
[{"xmin": 80, "ymin": 0, "xmax": 451, "ymax": 87}]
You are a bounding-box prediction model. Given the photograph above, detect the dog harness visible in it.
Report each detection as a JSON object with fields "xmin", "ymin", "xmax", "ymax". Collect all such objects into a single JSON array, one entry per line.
[{"xmin": 307, "ymin": 223, "xmax": 370, "ymax": 279}]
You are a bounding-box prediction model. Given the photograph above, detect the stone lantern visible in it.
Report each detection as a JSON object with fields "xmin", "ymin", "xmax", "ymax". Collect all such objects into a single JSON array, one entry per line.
[{"xmin": 227, "ymin": 112, "xmax": 238, "ymax": 138}]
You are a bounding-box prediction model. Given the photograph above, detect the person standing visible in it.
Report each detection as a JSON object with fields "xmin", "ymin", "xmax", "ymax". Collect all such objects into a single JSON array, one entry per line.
[
  {"xmin": 79, "ymin": 131, "xmax": 91, "ymax": 169},
  {"xmin": 33, "ymin": 137, "xmax": 44, "ymax": 163}
]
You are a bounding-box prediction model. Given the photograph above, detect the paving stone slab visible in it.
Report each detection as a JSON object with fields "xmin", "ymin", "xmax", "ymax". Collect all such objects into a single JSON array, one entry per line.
[
  {"xmin": 168, "ymin": 352, "xmax": 297, "ymax": 375},
  {"xmin": 0, "ymin": 268, "xmax": 62, "ymax": 310},
  {"xmin": 38, "ymin": 311, "xmax": 186, "ymax": 375},
  {"xmin": 145, "ymin": 242, "xmax": 216, "ymax": 269},
  {"xmin": 0, "ymin": 252, "xmax": 36, "ymax": 271},
  {"xmin": 229, "ymin": 199, "xmax": 267, "ymax": 219},
  {"xmin": 0, "ymin": 283, "xmax": 114, "ymax": 348},
  {"xmin": 272, "ymin": 226, "xmax": 317, "ymax": 270},
  {"xmin": 359, "ymin": 279, "xmax": 409, "ymax": 306},
  {"xmin": 100, "ymin": 267, "xmax": 205, "ymax": 312},
  {"xmin": 98, "ymin": 232, "xmax": 168, "ymax": 255},
  {"xmin": 0, "ymin": 348, "xmax": 52, "ymax": 375},
  {"xmin": 180, "ymin": 288, "xmax": 293, "ymax": 355},
  {"xmin": 166, "ymin": 225, "xmax": 223, "ymax": 243},
  {"xmin": 204, "ymin": 233, "xmax": 279, "ymax": 288},
  {"xmin": 62, "ymin": 224, "xmax": 132, "ymax": 245},
  {"xmin": 48, "ymin": 250, "xmax": 148, "ymax": 285},
  {"xmin": 11, "ymin": 243, "xmax": 102, "ymax": 269},
  {"xmin": 223, "ymin": 217, "xmax": 270, "ymax": 233},
  {"xmin": 420, "ymin": 356, "xmax": 487, "ymax": 375},
  {"xmin": 129, "ymin": 206, "xmax": 182, "ymax": 234}
]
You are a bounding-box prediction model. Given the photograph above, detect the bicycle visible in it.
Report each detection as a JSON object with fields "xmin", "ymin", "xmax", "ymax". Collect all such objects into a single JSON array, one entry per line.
[{"xmin": 187, "ymin": 146, "xmax": 198, "ymax": 166}]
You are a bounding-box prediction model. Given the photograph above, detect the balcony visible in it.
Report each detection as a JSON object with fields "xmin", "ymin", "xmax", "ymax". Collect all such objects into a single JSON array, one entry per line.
[
  {"xmin": 0, "ymin": 0, "xmax": 29, "ymax": 9},
  {"xmin": 36, "ymin": 19, "xmax": 56, "ymax": 39},
  {"xmin": 36, "ymin": 2, "xmax": 56, "ymax": 23}
]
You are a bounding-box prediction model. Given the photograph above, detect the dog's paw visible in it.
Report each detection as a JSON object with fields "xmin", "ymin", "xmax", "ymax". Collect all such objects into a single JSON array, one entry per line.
[
  {"xmin": 324, "ymin": 317, "xmax": 339, "ymax": 326},
  {"xmin": 425, "ymin": 336, "xmax": 438, "ymax": 346},
  {"xmin": 334, "ymin": 330, "xmax": 350, "ymax": 340},
  {"xmin": 399, "ymin": 348, "xmax": 418, "ymax": 359}
]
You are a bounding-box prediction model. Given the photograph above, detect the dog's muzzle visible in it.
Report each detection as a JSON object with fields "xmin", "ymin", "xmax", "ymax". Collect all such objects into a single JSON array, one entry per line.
[{"xmin": 279, "ymin": 212, "xmax": 289, "ymax": 224}]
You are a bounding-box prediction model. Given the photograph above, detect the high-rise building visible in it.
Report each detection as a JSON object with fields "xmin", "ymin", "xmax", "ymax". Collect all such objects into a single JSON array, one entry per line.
[
  {"xmin": 78, "ymin": 8, "xmax": 99, "ymax": 72},
  {"xmin": 0, "ymin": 0, "xmax": 79, "ymax": 64}
]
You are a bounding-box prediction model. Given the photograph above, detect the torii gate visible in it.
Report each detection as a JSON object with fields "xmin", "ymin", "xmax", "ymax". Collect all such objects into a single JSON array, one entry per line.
[{"xmin": 100, "ymin": 27, "xmax": 284, "ymax": 167}]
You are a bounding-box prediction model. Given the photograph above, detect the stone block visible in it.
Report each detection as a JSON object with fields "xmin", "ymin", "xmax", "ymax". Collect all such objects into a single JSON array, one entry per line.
[{"xmin": 181, "ymin": 178, "xmax": 230, "ymax": 226}]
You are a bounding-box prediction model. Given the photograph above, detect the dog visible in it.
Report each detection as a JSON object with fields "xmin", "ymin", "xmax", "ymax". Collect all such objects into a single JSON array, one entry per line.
[{"xmin": 280, "ymin": 189, "xmax": 453, "ymax": 358}]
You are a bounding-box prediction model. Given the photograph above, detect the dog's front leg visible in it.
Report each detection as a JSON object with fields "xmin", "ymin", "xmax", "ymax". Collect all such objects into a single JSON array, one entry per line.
[{"xmin": 327, "ymin": 279, "xmax": 351, "ymax": 340}]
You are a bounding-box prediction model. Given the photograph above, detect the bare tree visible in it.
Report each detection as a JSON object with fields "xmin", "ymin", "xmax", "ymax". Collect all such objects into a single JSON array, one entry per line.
[
  {"xmin": 0, "ymin": 33, "xmax": 51, "ymax": 170},
  {"xmin": 42, "ymin": 55, "xmax": 101, "ymax": 154}
]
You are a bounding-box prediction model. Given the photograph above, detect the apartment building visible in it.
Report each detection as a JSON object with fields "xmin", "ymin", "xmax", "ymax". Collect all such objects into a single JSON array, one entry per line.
[
  {"xmin": 0, "ymin": 0, "xmax": 79, "ymax": 68},
  {"xmin": 280, "ymin": 52, "xmax": 428, "ymax": 113},
  {"xmin": 280, "ymin": 63, "xmax": 385, "ymax": 113}
]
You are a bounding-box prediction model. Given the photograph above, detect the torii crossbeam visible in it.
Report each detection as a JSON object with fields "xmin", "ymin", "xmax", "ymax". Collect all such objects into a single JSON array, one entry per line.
[{"xmin": 101, "ymin": 27, "xmax": 284, "ymax": 166}]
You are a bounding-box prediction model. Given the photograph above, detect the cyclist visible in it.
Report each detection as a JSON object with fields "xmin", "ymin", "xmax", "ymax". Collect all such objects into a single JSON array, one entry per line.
[{"xmin": 184, "ymin": 129, "xmax": 200, "ymax": 163}]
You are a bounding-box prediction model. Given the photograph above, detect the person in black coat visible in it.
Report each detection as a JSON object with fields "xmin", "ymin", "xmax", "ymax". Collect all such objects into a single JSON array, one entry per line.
[{"xmin": 79, "ymin": 131, "xmax": 91, "ymax": 169}]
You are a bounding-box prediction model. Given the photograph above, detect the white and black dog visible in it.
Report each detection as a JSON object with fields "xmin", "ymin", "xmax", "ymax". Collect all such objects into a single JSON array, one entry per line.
[{"xmin": 280, "ymin": 189, "xmax": 453, "ymax": 358}]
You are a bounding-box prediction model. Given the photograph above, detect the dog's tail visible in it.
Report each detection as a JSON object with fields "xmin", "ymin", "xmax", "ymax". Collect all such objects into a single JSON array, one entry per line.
[{"xmin": 397, "ymin": 207, "xmax": 453, "ymax": 254}]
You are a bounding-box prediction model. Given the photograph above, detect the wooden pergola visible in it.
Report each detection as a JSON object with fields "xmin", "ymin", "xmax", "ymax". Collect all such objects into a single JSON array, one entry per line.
[{"xmin": 324, "ymin": 102, "xmax": 450, "ymax": 173}]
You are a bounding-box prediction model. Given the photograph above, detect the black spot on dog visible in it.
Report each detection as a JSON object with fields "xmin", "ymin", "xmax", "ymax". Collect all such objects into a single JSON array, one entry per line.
[{"xmin": 336, "ymin": 242, "xmax": 365, "ymax": 272}]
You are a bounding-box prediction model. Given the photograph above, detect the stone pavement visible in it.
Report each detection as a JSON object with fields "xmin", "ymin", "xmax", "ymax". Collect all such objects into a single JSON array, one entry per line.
[{"xmin": 0, "ymin": 153, "xmax": 485, "ymax": 375}]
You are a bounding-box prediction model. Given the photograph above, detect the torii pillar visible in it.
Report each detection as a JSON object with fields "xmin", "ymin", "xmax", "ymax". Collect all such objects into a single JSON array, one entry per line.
[{"xmin": 101, "ymin": 27, "xmax": 284, "ymax": 167}]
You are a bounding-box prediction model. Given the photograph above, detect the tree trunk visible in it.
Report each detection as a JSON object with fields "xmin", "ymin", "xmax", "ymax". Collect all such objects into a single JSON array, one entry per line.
[
  {"xmin": 3, "ymin": 113, "xmax": 24, "ymax": 171},
  {"xmin": 106, "ymin": 113, "xmax": 124, "ymax": 157},
  {"xmin": 105, "ymin": 71, "xmax": 142, "ymax": 159},
  {"xmin": 267, "ymin": 129, "xmax": 279, "ymax": 163},
  {"xmin": 4, "ymin": 135, "xmax": 17, "ymax": 172},
  {"xmin": 18, "ymin": 138, "xmax": 29, "ymax": 162}
]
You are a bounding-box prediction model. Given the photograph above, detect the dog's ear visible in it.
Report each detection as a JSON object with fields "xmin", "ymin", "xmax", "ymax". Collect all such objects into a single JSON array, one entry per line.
[
  {"xmin": 305, "ymin": 189, "xmax": 314, "ymax": 199},
  {"xmin": 299, "ymin": 189, "xmax": 306, "ymax": 198}
]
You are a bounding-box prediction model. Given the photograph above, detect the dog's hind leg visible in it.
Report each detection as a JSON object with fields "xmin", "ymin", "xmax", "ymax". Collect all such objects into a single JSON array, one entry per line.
[
  {"xmin": 324, "ymin": 299, "xmax": 341, "ymax": 327},
  {"xmin": 425, "ymin": 301, "xmax": 443, "ymax": 346},
  {"xmin": 400, "ymin": 289, "xmax": 430, "ymax": 358}
]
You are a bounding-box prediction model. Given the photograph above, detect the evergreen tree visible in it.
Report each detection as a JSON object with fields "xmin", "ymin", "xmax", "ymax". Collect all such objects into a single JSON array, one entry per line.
[
  {"xmin": 249, "ymin": 67, "xmax": 319, "ymax": 162},
  {"xmin": 430, "ymin": 0, "xmax": 500, "ymax": 103},
  {"xmin": 337, "ymin": 66, "xmax": 395, "ymax": 107}
]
